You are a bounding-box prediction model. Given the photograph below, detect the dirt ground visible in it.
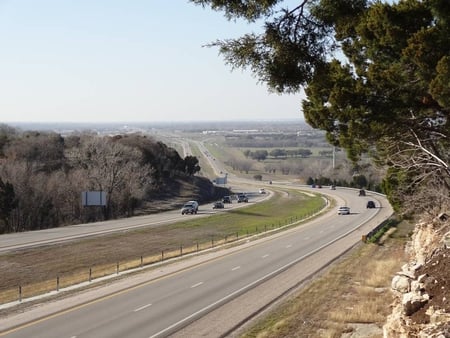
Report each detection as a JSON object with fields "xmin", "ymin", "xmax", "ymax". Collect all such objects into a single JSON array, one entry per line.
[{"xmin": 411, "ymin": 248, "xmax": 450, "ymax": 324}]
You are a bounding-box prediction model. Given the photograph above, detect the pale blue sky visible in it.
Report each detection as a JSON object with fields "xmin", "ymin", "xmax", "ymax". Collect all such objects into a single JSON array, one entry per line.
[{"xmin": 0, "ymin": 0, "xmax": 304, "ymax": 123}]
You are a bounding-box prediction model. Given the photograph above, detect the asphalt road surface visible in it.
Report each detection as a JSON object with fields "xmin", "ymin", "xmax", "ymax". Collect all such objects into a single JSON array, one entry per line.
[{"xmin": 0, "ymin": 186, "xmax": 392, "ymax": 338}]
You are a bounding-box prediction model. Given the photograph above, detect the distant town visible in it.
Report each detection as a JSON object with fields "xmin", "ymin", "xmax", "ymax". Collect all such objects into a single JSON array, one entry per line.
[{"xmin": 5, "ymin": 119, "xmax": 324, "ymax": 137}]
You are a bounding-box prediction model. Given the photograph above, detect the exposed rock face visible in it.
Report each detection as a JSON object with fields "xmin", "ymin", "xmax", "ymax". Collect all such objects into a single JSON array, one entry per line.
[{"xmin": 384, "ymin": 218, "xmax": 450, "ymax": 337}]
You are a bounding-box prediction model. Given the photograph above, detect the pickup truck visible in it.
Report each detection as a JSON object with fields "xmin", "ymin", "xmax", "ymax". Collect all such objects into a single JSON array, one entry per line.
[
  {"xmin": 237, "ymin": 194, "xmax": 248, "ymax": 203},
  {"xmin": 181, "ymin": 200, "xmax": 199, "ymax": 215}
]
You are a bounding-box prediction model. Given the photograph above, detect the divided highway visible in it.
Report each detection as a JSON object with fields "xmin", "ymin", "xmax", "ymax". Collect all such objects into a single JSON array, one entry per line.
[{"xmin": 0, "ymin": 186, "xmax": 393, "ymax": 338}]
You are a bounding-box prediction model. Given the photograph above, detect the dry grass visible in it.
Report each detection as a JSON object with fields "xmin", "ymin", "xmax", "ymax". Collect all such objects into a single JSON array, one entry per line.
[
  {"xmin": 241, "ymin": 221, "xmax": 413, "ymax": 338},
  {"xmin": 0, "ymin": 190, "xmax": 325, "ymax": 305}
]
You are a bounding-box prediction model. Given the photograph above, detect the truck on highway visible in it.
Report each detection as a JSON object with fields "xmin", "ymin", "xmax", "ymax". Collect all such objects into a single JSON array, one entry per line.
[{"xmin": 181, "ymin": 200, "xmax": 199, "ymax": 215}]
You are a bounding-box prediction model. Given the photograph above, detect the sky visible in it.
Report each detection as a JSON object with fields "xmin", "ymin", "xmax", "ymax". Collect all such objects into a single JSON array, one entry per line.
[{"xmin": 0, "ymin": 0, "xmax": 305, "ymax": 123}]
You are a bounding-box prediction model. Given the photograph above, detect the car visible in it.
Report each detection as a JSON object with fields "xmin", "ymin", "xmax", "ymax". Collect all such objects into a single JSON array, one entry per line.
[
  {"xmin": 237, "ymin": 194, "xmax": 248, "ymax": 203},
  {"xmin": 181, "ymin": 200, "xmax": 199, "ymax": 215},
  {"xmin": 366, "ymin": 200, "xmax": 376, "ymax": 209},
  {"xmin": 330, "ymin": 185, "xmax": 336, "ymax": 190},
  {"xmin": 222, "ymin": 196, "xmax": 232, "ymax": 203},
  {"xmin": 338, "ymin": 206, "xmax": 350, "ymax": 215},
  {"xmin": 359, "ymin": 189, "xmax": 366, "ymax": 196},
  {"xmin": 259, "ymin": 188, "xmax": 266, "ymax": 194},
  {"xmin": 212, "ymin": 201, "xmax": 224, "ymax": 209}
]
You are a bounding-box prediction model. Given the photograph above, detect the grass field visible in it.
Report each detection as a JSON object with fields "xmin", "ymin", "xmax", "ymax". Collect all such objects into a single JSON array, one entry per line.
[
  {"xmin": 0, "ymin": 131, "xmax": 402, "ymax": 337},
  {"xmin": 0, "ymin": 189, "xmax": 326, "ymax": 305}
]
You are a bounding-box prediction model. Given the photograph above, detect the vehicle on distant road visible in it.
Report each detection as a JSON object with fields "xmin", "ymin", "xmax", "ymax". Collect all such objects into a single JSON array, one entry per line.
[
  {"xmin": 359, "ymin": 189, "xmax": 366, "ymax": 196},
  {"xmin": 237, "ymin": 194, "xmax": 248, "ymax": 203},
  {"xmin": 181, "ymin": 200, "xmax": 199, "ymax": 215},
  {"xmin": 366, "ymin": 200, "xmax": 376, "ymax": 209},
  {"xmin": 259, "ymin": 188, "xmax": 266, "ymax": 194},
  {"xmin": 213, "ymin": 201, "xmax": 224, "ymax": 209},
  {"xmin": 337, "ymin": 206, "xmax": 351, "ymax": 215},
  {"xmin": 222, "ymin": 196, "xmax": 232, "ymax": 203}
]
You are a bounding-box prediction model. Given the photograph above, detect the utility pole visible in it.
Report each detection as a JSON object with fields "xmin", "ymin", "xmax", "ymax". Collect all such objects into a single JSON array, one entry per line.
[{"xmin": 332, "ymin": 146, "xmax": 335, "ymax": 169}]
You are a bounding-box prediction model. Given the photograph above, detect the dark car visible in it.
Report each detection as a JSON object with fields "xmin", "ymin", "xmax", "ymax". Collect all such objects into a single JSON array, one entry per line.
[
  {"xmin": 237, "ymin": 194, "xmax": 248, "ymax": 203},
  {"xmin": 366, "ymin": 200, "xmax": 376, "ymax": 209},
  {"xmin": 222, "ymin": 196, "xmax": 232, "ymax": 203},
  {"xmin": 213, "ymin": 201, "xmax": 224, "ymax": 209}
]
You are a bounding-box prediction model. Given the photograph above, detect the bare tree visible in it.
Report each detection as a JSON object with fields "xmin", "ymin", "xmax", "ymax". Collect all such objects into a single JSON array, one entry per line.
[
  {"xmin": 67, "ymin": 137, "xmax": 153, "ymax": 219},
  {"xmin": 381, "ymin": 132, "xmax": 450, "ymax": 215}
]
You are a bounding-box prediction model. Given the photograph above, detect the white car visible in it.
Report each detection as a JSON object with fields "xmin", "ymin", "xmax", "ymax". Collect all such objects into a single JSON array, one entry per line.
[{"xmin": 337, "ymin": 206, "xmax": 350, "ymax": 215}]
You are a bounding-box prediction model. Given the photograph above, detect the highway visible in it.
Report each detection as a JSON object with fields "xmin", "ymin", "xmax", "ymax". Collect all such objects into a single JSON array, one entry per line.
[
  {"xmin": 0, "ymin": 186, "xmax": 392, "ymax": 338},
  {"xmin": 0, "ymin": 135, "xmax": 393, "ymax": 337}
]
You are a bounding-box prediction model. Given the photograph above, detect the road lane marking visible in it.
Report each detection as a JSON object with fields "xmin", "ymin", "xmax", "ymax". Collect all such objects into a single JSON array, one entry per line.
[
  {"xmin": 134, "ymin": 303, "xmax": 152, "ymax": 312},
  {"xmin": 149, "ymin": 205, "xmax": 383, "ymax": 338},
  {"xmin": 191, "ymin": 282, "xmax": 203, "ymax": 288},
  {"xmin": 262, "ymin": 254, "xmax": 269, "ymax": 258},
  {"xmin": 231, "ymin": 266, "xmax": 240, "ymax": 271},
  {"xmin": 286, "ymin": 244, "xmax": 292, "ymax": 248}
]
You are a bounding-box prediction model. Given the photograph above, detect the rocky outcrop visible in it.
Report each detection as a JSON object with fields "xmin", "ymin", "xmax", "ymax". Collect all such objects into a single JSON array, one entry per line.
[{"xmin": 384, "ymin": 217, "xmax": 450, "ymax": 337}]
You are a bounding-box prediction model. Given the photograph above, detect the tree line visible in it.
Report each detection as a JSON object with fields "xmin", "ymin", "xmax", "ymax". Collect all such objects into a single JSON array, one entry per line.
[
  {"xmin": 224, "ymin": 133, "xmax": 329, "ymax": 149},
  {"xmin": 0, "ymin": 125, "xmax": 201, "ymax": 233},
  {"xmin": 243, "ymin": 148, "xmax": 314, "ymax": 161},
  {"xmin": 191, "ymin": 0, "xmax": 450, "ymax": 217}
]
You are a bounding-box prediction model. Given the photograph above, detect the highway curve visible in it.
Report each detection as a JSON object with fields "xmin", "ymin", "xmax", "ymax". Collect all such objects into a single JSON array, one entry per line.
[{"xmin": 0, "ymin": 186, "xmax": 392, "ymax": 338}]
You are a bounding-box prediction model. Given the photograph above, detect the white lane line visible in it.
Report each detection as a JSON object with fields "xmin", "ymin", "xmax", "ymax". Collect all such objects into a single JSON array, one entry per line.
[
  {"xmin": 149, "ymin": 211, "xmax": 381, "ymax": 338},
  {"xmin": 134, "ymin": 303, "xmax": 152, "ymax": 312},
  {"xmin": 286, "ymin": 244, "xmax": 292, "ymax": 248},
  {"xmin": 231, "ymin": 266, "xmax": 240, "ymax": 271},
  {"xmin": 191, "ymin": 282, "xmax": 203, "ymax": 288},
  {"xmin": 262, "ymin": 254, "xmax": 269, "ymax": 258}
]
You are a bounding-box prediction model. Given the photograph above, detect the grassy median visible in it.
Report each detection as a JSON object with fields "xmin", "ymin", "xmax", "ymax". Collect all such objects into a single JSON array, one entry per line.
[{"xmin": 0, "ymin": 189, "xmax": 326, "ymax": 305}]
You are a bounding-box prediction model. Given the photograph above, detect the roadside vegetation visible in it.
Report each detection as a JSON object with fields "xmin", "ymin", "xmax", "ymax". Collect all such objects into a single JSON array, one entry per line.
[
  {"xmin": 0, "ymin": 188, "xmax": 326, "ymax": 306},
  {"xmin": 0, "ymin": 125, "xmax": 209, "ymax": 233},
  {"xmin": 202, "ymin": 132, "xmax": 384, "ymax": 191},
  {"xmin": 240, "ymin": 220, "xmax": 414, "ymax": 337}
]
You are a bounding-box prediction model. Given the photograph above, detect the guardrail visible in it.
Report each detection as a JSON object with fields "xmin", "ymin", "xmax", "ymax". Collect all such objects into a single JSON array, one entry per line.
[{"xmin": 1, "ymin": 202, "xmax": 328, "ymax": 309}]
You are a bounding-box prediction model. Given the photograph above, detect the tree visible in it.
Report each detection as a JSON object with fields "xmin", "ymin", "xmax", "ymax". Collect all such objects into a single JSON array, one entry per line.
[
  {"xmin": 297, "ymin": 149, "xmax": 312, "ymax": 158},
  {"xmin": 68, "ymin": 137, "xmax": 152, "ymax": 219},
  {"xmin": 0, "ymin": 178, "xmax": 17, "ymax": 233},
  {"xmin": 184, "ymin": 155, "xmax": 201, "ymax": 176},
  {"xmin": 251, "ymin": 150, "xmax": 268, "ymax": 161},
  {"xmin": 269, "ymin": 148, "xmax": 286, "ymax": 158},
  {"xmin": 4, "ymin": 131, "xmax": 65, "ymax": 172},
  {"xmin": 191, "ymin": 0, "xmax": 450, "ymax": 213}
]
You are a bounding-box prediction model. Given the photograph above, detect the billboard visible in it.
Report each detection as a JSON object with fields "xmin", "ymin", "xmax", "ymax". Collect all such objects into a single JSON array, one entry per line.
[
  {"xmin": 215, "ymin": 176, "xmax": 227, "ymax": 185},
  {"xmin": 82, "ymin": 191, "xmax": 107, "ymax": 206}
]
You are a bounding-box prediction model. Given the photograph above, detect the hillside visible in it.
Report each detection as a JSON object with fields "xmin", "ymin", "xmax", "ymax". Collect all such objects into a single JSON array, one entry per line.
[{"xmin": 384, "ymin": 216, "xmax": 450, "ymax": 336}]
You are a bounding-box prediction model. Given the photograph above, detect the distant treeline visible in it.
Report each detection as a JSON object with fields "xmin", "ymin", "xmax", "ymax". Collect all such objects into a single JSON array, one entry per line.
[
  {"xmin": 0, "ymin": 124, "xmax": 201, "ymax": 233},
  {"xmin": 225, "ymin": 132, "xmax": 330, "ymax": 148}
]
